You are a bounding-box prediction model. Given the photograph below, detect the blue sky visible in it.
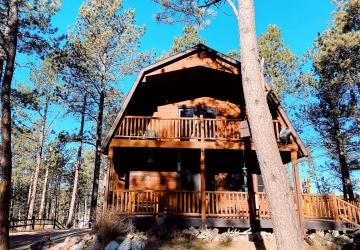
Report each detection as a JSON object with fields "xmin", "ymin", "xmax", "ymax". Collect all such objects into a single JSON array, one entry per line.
[
  {"xmin": 15, "ymin": 1, "xmax": 343, "ymax": 187},
  {"xmin": 53, "ymin": 0, "xmax": 334, "ymax": 55},
  {"xmin": 49, "ymin": 0, "xmax": 335, "ymax": 91}
]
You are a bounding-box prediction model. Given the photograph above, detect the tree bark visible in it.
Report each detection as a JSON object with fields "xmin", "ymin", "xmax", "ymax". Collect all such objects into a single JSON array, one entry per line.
[
  {"xmin": 27, "ymin": 105, "xmax": 47, "ymax": 226},
  {"xmin": 332, "ymin": 117, "xmax": 354, "ymax": 200},
  {"xmin": 36, "ymin": 97, "xmax": 50, "ymax": 221},
  {"xmin": 38, "ymin": 165, "xmax": 49, "ymax": 220},
  {"xmin": 66, "ymin": 94, "xmax": 87, "ymax": 228},
  {"xmin": 26, "ymin": 173, "xmax": 33, "ymax": 215},
  {"xmin": 90, "ymin": 90, "xmax": 105, "ymax": 223},
  {"xmin": 237, "ymin": 0, "xmax": 303, "ymax": 249},
  {"xmin": 0, "ymin": 1, "xmax": 18, "ymax": 248}
]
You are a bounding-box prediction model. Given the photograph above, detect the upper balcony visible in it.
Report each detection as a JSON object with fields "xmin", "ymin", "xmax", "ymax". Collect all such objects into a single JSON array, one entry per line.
[{"xmin": 111, "ymin": 116, "xmax": 289, "ymax": 150}]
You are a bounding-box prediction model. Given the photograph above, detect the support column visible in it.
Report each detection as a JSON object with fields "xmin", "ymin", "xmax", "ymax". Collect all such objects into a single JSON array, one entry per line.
[
  {"xmin": 200, "ymin": 148, "xmax": 206, "ymax": 221},
  {"xmin": 252, "ymin": 174, "xmax": 259, "ymax": 213},
  {"xmin": 291, "ymin": 151, "xmax": 305, "ymax": 233},
  {"xmin": 103, "ymin": 147, "xmax": 113, "ymax": 211}
]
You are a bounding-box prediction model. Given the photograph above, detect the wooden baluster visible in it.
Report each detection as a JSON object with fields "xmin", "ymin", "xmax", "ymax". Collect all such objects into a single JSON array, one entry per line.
[
  {"xmin": 131, "ymin": 117, "xmax": 135, "ymax": 137},
  {"xmin": 118, "ymin": 192, "xmax": 121, "ymax": 212},
  {"xmin": 215, "ymin": 192, "xmax": 219, "ymax": 214},
  {"xmin": 200, "ymin": 115, "xmax": 204, "ymax": 141},
  {"xmin": 331, "ymin": 193, "xmax": 340, "ymax": 222},
  {"xmin": 134, "ymin": 118, "xmax": 137, "ymax": 137},
  {"xmin": 125, "ymin": 192, "xmax": 129, "ymax": 213},
  {"xmin": 140, "ymin": 191, "xmax": 143, "ymax": 213},
  {"xmin": 125, "ymin": 118, "xmax": 129, "ymax": 137},
  {"xmin": 200, "ymin": 148, "xmax": 206, "ymax": 221},
  {"xmin": 189, "ymin": 192, "xmax": 192, "ymax": 213}
]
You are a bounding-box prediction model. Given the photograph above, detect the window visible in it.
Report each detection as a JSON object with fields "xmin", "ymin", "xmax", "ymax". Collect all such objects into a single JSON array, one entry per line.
[{"xmin": 178, "ymin": 107, "xmax": 217, "ymax": 118}]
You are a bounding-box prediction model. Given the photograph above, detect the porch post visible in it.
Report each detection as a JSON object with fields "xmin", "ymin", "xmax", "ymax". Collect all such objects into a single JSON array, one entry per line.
[
  {"xmin": 252, "ymin": 174, "xmax": 259, "ymax": 214},
  {"xmin": 291, "ymin": 151, "xmax": 304, "ymax": 233},
  {"xmin": 200, "ymin": 148, "xmax": 206, "ymax": 221},
  {"xmin": 103, "ymin": 146, "xmax": 113, "ymax": 211}
]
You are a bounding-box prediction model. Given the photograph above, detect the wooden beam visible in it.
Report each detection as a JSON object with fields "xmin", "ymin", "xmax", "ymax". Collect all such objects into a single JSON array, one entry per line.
[
  {"xmin": 103, "ymin": 147, "xmax": 113, "ymax": 211},
  {"xmin": 109, "ymin": 138, "xmax": 297, "ymax": 151},
  {"xmin": 200, "ymin": 148, "xmax": 206, "ymax": 221},
  {"xmin": 252, "ymin": 174, "xmax": 258, "ymax": 193},
  {"xmin": 291, "ymin": 151, "xmax": 305, "ymax": 234}
]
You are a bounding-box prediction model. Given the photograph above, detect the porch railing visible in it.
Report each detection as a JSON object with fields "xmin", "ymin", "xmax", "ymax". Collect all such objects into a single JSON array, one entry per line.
[
  {"xmin": 111, "ymin": 190, "xmax": 272, "ymax": 219},
  {"xmin": 111, "ymin": 190, "xmax": 200, "ymax": 216},
  {"xmin": 302, "ymin": 194, "xmax": 334, "ymax": 219},
  {"xmin": 110, "ymin": 190, "xmax": 360, "ymax": 228},
  {"xmin": 206, "ymin": 191, "xmax": 249, "ymax": 218},
  {"xmin": 116, "ymin": 116, "xmax": 282, "ymax": 142}
]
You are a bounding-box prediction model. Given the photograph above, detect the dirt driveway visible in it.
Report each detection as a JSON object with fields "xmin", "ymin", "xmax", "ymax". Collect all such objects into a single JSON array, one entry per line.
[{"xmin": 10, "ymin": 229, "xmax": 90, "ymax": 249}]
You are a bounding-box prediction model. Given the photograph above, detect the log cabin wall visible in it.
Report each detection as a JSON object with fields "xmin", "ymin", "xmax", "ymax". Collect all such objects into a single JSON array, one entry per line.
[{"xmin": 109, "ymin": 147, "xmax": 272, "ymax": 194}]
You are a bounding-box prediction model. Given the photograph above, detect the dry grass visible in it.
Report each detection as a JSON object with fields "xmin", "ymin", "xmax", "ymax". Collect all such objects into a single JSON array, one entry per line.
[
  {"xmin": 143, "ymin": 229, "xmax": 277, "ymax": 250},
  {"xmin": 92, "ymin": 208, "xmax": 133, "ymax": 244}
]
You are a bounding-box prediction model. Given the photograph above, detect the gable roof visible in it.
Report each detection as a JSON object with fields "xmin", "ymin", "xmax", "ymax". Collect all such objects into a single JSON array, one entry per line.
[{"xmin": 102, "ymin": 44, "xmax": 308, "ymax": 158}]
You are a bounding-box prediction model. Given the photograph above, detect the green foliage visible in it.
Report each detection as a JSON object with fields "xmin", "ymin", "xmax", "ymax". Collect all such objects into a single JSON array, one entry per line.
[
  {"xmin": 153, "ymin": 0, "xmax": 217, "ymax": 27},
  {"xmin": 229, "ymin": 25, "xmax": 297, "ymax": 99},
  {"xmin": 0, "ymin": 0, "xmax": 62, "ymax": 58},
  {"xmin": 159, "ymin": 25, "xmax": 205, "ymax": 59},
  {"xmin": 302, "ymin": 0, "xmax": 360, "ymax": 197},
  {"xmin": 171, "ymin": 26, "xmax": 205, "ymax": 54},
  {"xmin": 258, "ymin": 25, "xmax": 297, "ymax": 98}
]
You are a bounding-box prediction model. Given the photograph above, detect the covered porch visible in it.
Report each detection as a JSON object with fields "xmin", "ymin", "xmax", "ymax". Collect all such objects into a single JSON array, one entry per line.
[{"xmin": 105, "ymin": 147, "xmax": 307, "ymax": 227}]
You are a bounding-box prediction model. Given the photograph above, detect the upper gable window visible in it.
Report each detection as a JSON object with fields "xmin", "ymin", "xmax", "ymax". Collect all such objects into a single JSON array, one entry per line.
[{"xmin": 178, "ymin": 107, "xmax": 217, "ymax": 118}]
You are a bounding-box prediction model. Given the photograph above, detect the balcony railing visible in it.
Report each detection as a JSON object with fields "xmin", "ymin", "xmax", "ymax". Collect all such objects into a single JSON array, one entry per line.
[
  {"xmin": 116, "ymin": 116, "xmax": 283, "ymax": 142},
  {"xmin": 110, "ymin": 190, "xmax": 270, "ymax": 219}
]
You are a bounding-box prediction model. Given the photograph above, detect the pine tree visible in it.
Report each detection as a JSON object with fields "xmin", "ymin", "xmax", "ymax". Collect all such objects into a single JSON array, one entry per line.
[
  {"xmin": 228, "ymin": 24, "xmax": 297, "ymax": 99},
  {"xmin": 0, "ymin": 1, "xmax": 60, "ymax": 247},
  {"xmin": 62, "ymin": 0, "xmax": 153, "ymax": 223},
  {"xmin": 305, "ymin": 0, "xmax": 360, "ymax": 199}
]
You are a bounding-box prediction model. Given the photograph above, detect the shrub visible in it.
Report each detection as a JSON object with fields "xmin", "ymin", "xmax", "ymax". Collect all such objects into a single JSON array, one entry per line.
[{"xmin": 92, "ymin": 208, "xmax": 133, "ymax": 244}]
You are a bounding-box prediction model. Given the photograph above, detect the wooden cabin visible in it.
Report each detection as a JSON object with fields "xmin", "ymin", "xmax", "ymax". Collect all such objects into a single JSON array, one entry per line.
[{"xmin": 102, "ymin": 44, "xmax": 360, "ymax": 230}]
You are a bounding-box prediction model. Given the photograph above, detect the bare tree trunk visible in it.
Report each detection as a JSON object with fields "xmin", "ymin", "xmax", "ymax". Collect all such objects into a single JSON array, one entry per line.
[
  {"xmin": 66, "ymin": 94, "xmax": 87, "ymax": 228},
  {"xmin": 237, "ymin": 0, "xmax": 303, "ymax": 249},
  {"xmin": 38, "ymin": 165, "xmax": 49, "ymax": 219},
  {"xmin": 0, "ymin": 59, "xmax": 3, "ymax": 90},
  {"xmin": 0, "ymin": 1, "xmax": 18, "ymax": 248},
  {"xmin": 84, "ymin": 197, "xmax": 87, "ymax": 227},
  {"xmin": 90, "ymin": 90, "xmax": 105, "ymax": 223},
  {"xmin": 27, "ymin": 107, "xmax": 47, "ymax": 226},
  {"xmin": 26, "ymin": 174, "xmax": 33, "ymax": 214},
  {"xmin": 307, "ymin": 151, "xmax": 322, "ymax": 194},
  {"xmin": 332, "ymin": 118, "xmax": 354, "ymax": 200}
]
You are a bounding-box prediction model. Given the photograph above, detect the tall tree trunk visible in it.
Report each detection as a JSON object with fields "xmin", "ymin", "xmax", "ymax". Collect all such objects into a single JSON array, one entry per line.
[
  {"xmin": 66, "ymin": 94, "xmax": 87, "ymax": 228},
  {"xmin": 38, "ymin": 165, "xmax": 49, "ymax": 219},
  {"xmin": 27, "ymin": 108, "xmax": 47, "ymax": 225},
  {"xmin": 26, "ymin": 173, "xmax": 33, "ymax": 215},
  {"xmin": 0, "ymin": 1, "xmax": 18, "ymax": 248},
  {"xmin": 237, "ymin": 0, "xmax": 303, "ymax": 249},
  {"xmin": 0, "ymin": 59, "xmax": 4, "ymax": 91},
  {"xmin": 349, "ymin": 88, "xmax": 360, "ymax": 133},
  {"xmin": 307, "ymin": 151, "xmax": 322, "ymax": 194},
  {"xmin": 90, "ymin": 90, "xmax": 105, "ymax": 223},
  {"xmin": 332, "ymin": 118, "xmax": 354, "ymax": 200}
]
